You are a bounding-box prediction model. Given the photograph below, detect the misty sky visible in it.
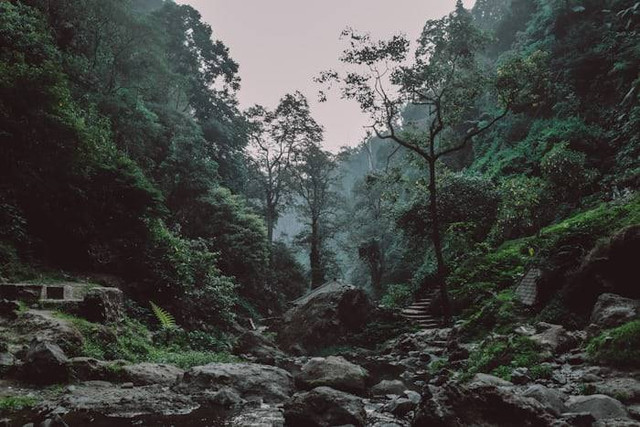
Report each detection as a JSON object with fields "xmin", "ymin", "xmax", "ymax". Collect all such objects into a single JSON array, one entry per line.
[{"xmin": 177, "ymin": 0, "xmax": 475, "ymax": 152}]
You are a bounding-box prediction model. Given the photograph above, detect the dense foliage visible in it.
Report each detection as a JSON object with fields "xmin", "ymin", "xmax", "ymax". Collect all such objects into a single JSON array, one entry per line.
[
  {"xmin": 1, "ymin": 0, "xmax": 638, "ymax": 353},
  {"xmin": 325, "ymin": 0, "xmax": 639, "ymax": 330},
  {"xmin": 0, "ymin": 0, "xmax": 306, "ymax": 330}
]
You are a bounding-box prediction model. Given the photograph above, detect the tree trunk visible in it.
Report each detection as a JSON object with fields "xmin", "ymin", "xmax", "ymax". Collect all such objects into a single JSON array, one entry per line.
[
  {"xmin": 371, "ymin": 264, "xmax": 384, "ymax": 300},
  {"xmin": 427, "ymin": 159, "xmax": 451, "ymax": 325},
  {"xmin": 266, "ymin": 210, "xmax": 274, "ymax": 247},
  {"xmin": 265, "ymin": 202, "xmax": 275, "ymax": 260},
  {"xmin": 310, "ymin": 219, "xmax": 323, "ymax": 288}
]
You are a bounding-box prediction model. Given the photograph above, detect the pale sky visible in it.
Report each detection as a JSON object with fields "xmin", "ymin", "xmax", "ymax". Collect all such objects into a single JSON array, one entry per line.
[{"xmin": 177, "ymin": 0, "xmax": 475, "ymax": 151}]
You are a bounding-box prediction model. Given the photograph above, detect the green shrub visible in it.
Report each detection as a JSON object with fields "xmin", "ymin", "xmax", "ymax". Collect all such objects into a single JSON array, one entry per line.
[
  {"xmin": 459, "ymin": 290, "xmax": 519, "ymax": 339},
  {"xmin": 54, "ymin": 312, "xmax": 235, "ymax": 367},
  {"xmin": 464, "ymin": 335, "xmax": 543, "ymax": 381},
  {"xmin": 586, "ymin": 320, "xmax": 640, "ymax": 368},
  {"xmin": 0, "ymin": 396, "xmax": 38, "ymax": 413},
  {"xmin": 380, "ymin": 283, "xmax": 417, "ymax": 309}
]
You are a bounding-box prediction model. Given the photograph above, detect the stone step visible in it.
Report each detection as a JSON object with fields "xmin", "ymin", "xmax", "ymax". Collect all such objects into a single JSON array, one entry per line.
[
  {"xmin": 401, "ymin": 315, "xmax": 438, "ymax": 321},
  {"xmin": 401, "ymin": 308, "xmax": 429, "ymax": 315},
  {"xmin": 407, "ymin": 303, "xmax": 431, "ymax": 309}
]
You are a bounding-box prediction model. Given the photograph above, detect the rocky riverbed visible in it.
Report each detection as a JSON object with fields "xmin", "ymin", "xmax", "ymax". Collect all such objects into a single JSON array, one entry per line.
[{"xmin": 0, "ymin": 282, "xmax": 638, "ymax": 426}]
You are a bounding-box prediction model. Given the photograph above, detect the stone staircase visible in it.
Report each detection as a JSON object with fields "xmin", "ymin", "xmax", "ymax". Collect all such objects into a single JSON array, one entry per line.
[{"xmin": 400, "ymin": 292, "xmax": 441, "ymax": 329}]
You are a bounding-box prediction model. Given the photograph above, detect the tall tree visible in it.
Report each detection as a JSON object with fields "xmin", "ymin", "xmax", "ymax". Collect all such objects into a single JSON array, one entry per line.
[
  {"xmin": 247, "ymin": 92, "xmax": 323, "ymax": 248},
  {"xmin": 320, "ymin": 2, "xmax": 522, "ymax": 322},
  {"xmin": 292, "ymin": 144, "xmax": 339, "ymax": 288}
]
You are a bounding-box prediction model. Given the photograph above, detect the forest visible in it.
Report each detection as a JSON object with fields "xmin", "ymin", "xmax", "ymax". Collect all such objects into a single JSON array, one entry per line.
[{"xmin": 0, "ymin": 0, "xmax": 639, "ymax": 426}]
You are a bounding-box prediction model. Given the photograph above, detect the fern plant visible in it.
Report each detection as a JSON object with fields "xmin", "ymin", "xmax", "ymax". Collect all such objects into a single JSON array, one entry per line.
[{"xmin": 150, "ymin": 301, "xmax": 177, "ymax": 330}]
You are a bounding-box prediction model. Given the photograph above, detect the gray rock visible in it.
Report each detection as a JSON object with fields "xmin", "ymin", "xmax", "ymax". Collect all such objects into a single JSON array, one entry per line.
[
  {"xmin": 232, "ymin": 330, "xmax": 286, "ymax": 365},
  {"xmin": 23, "ymin": 340, "xmax": 70, "ymax": 384},
  {"xmin": 522, "ymin": 384, "xmax": 569, "ymax": 415},
  {"xmin": 414, "ymin": 382, "xmax": 557, "ymax": 426},
  {"xmin": 39, "ymin": 414, "xmax": 69, "ymax": 427},
  {"xmin": 594, "ymin": 378, "xmax": 640, "ymax": 404},
  {"xmin": 557, "ymin": 412, "xmax": 596, "ymax": 426},
  {"xmin": 383, "ymin": 397, "xmax": 415, "ymax": 417},
  {"xmin": 371, "ymin": 380, "xmax": 407, "ymax": 396},
  {"xmin": 0, "ymin": 352, "xmax": 16, "ymax": 375},
  {"xmin": 82, "ymin": 287, "xmax": 123, "ymax": 323},
  {"xmin": 206, "ymin": 387, "xmax": 245, "ymax": 408},
  {"xmin": 277, "ymin": 280, "xmax": 372, "ymax": 354},
  {"xmin": 530, "ymin": 323, "xmax": 578, "ymax": 354},
  {"xmin": 284, "ymin": 386, "xmax": 366, "ymax": 427},
  {"xmin": 122, "ymin": 362, "xmax": 183, "ymax": 386},
  {"xmin": 593, "ymin": 420, "xmax": 640, "ymax": 426},
  {"xmin": 15, "ymin": 310, "xmax": 84, "ymax": 356},
  {"xmin": 70, "ymin": 357, "xmax": 125, "ymax": 382},
  {"xmin": 229, "ymin": 404, "xmax": 285, "ymax": 426},
  {"xmin": 590, "ymin": 293, "xmax": 640, "ymax": 333},
  {"xmin": 404, "ymin": 390, "xmax": 421, "ymax": 405},
  {"xmin": 297, "ymin": 356, "xmax": 368, "ymax": 395},
  {"xmin": 177, "ymin": 362, "xmax": 293, "ymax": 403},
  {"xmin": 470, "ymin": 373, "xmax": 514, "ymax": 387},
  {"xmin": 60, "ymin": 382, "xmax": 198, "ymax": 418},
  {"xmin": 511, "ymin": 367, "xmax": 530, "ymax": 385},
  {"xmin": 565, "ymin": 394, "xmax": 629, "ymax": 420}
]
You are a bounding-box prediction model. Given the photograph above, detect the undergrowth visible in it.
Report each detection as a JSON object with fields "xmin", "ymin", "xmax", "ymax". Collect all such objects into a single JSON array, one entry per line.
[
  {"xmin": 586, "ymin": 320, "xmax": 640, "ymax": 368},
  {"xmin": 53, "ymin": 312, "xmax": 238, "ymax": 369}
]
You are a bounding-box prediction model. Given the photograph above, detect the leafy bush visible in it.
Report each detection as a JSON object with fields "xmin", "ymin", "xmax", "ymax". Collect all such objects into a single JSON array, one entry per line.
[
  {"xmin": 464, "ymin": 335, "xmax": 543, "ymax": 381},
  {"xmin": 541, "ymin": 142, "xmax": 596, "ymax": 203},
  {"xmin": 141, "ymin": 219, "xmax": 237, "ymax": 328},
  {"xmin": 492, "ymin": 175, "xmax": 552, "ymax": 241},
  {"xmin": 380, "ymin": 283, "xmax": 417, "ymax": 309},
  {"xmin": 586, "ymin": 320, "xmax": 640, "ymax": 368},
  {"xmin": 54, "ymin": 312, "xmax": 236, "ymax": 368}
]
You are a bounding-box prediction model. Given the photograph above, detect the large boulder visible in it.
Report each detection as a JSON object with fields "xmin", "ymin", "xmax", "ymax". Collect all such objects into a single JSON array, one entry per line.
[
  {"xmin": 590, "ymin": 293, "xmax": 640, "ymax": 332},
  {"xmin": 283, "ymin": 386, "xmax": 366, "ymax": 427},
  {"xmin": 82, "ymin": 287, "xmax": 124, "ymax": 323},
  {"xmin": 414, "ymin": 383, "xmax": 558, "ymax": 426},
  {"xmin": 59, "ymin": 381, "xmax": 199, "ymax": 419},
  {"xmin": 122, "ymin": 363, "xmax": 184, "ymax": 386},
  {"xmin": 296, "ymin": 356, "xmax": 368, "ymax": 395},
  {"xmin": 565, "ymin": 394, "xmax": 629, "ymax": 420},
  {"xmin": 23, "ymin": 340, "xmax": 70, "ymax": 384},
  {"xmin": 277, "ymin": 280, "xmax": 372, "ymax": 353},
  {"xmin": 176, "ymin": 362, "xmax": 293, "ymax": 404},
  {"xmin": 565, "ymin": 226, "xmax": 640, "ymax": 314},
  {"xmin": 14, "ymin": 310, "xmax": 84, "ymax": 356}
]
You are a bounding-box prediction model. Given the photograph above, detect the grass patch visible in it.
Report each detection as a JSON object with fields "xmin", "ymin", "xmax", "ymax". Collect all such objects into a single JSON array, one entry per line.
[
  {"xmin": 586, "ymin": 320, "xmax": 640, "ymax": 368},
  {"xmin": 0, "ymin": 396, "xmax": 38, "ymax": 413},
  {"xmin": 150, "ymin": 350, "xmax": 239, "ymax": 369}
]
